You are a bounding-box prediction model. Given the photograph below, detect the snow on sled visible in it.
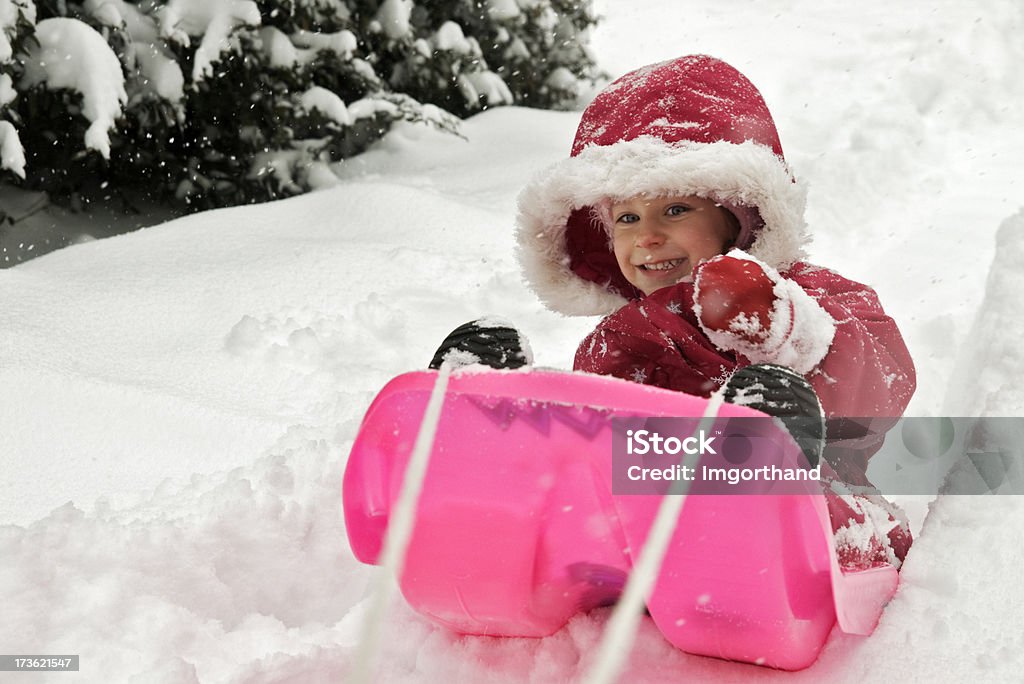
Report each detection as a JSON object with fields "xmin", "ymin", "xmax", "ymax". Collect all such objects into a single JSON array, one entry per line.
[{"xmin": 343, "ymin": 369, "xmax": 898, "ymax": 671}]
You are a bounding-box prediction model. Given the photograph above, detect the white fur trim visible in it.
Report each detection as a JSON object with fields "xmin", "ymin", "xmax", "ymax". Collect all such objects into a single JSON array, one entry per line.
[
  {"xmin": 766, "ymin": 277, "xmax": 836, "ymax": 373},
  {"xmin": 515, "ymin": 136, "xmax": 809, "ymax": 316}
]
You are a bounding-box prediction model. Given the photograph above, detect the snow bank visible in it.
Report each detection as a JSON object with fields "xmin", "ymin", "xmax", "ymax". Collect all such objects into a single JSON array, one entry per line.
[
  {"xmin": 0, "ymin": 111, "xmax": 597, "ymax": 679},
  {"xmin": 843, "ymin": 495, "xmax": 1024, "ymax": 681},
  {"xmin": 945, "ymin": 209, "xmax": 1024, "ymax": 416},
  {"xmin": 0, "ymin": 435, "xmax": 370, "ymax": 682},
  {"xmin": 0, "ymin": 125, "xmax": 591, "ymax": 525}
]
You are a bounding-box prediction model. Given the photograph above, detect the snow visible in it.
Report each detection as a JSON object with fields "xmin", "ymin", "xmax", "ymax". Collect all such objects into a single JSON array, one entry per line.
[
  {"xmin": 86, "ymin": 0, "xmax": 122, "ymax": 27},
  {"xmin": 2, "ymin": 0, "xmax": 1024, "ymax": 681},
  {"xmin": 156, "ymin": 0, "xmax": 261, "ymax": 80},
  {"xmin": 258, "ymin": 26, "xmax": 360, "ymax": 70},
  {"xmin": 476, "ymin": 314, "xmax": 520, "ymax": 330},
  {"xmin": 159, "ymin": 0, "xmax": 260, "ymax": 44},
  {"xmin": 191, "ymin": 4, "xmax": 261, "ymax": 81},
  {"xmin": 347, "ymin": 96, "xmax": 399, "ymax": 120},
  {"xmin": 299, "ymin": 86, "xmax": 352, "ymax": 126},
  {"xmin": 290, "ymin": 28, "xmax": 357, "ymax": 60},
  {"xmin": 374, "ymin": 0, "xmax": 413, "ymax": 40},
  {"xmin": 434, "ymin": 21, "xmax": 472, "ymax": 54},
  {"xmin": 487, "ymin": 0, "xmax": 521, "ymax": 21},
  {"xmin": 18, "ymin": 17, "xmax": 127, "ymax": 158},
  {"xmin": 458, "ymin": 70, "xmax": 514, "ymax": 107},
  {"xmin": 133, "ymin": 40, "xmax": 186, "ymax": 103},
  {"xmin": 0, "ymin": 119, "xmax": 25, "ymax": 176},
  {"xmin": 944, "ymin": 209, "xmax": 1024, "ymax": 416},
  {"xmin": 0, "ymin": 0, "xmax": 35, "ymax": 34},
  {"xmin": 86, "ymin": 0, "xmax": 185, "ymax": 103},
  {"xmin": 0, "ymin": 72, "xmax": 13, "ymax": 105},
  {"xmin": 258, "ymin": 26, "xmax": 295, "ymax": 67},
  {"xmin": 350, "ymin": 364, "xmax": 451, "ymax": 684},
  {"xmin": 0, "ymin": 0, "xmax": 34, "ymax": 63},
  {"xmin": 545, "ymin": 66, "xmax": 578, "ymax": 91},
  {"xmin": 503, "ymin": 36, "xmax": 529, "ymax": 61},
  {"xmin": 692, "ymin": 249, "xmax": 837, "ymax": 375}
]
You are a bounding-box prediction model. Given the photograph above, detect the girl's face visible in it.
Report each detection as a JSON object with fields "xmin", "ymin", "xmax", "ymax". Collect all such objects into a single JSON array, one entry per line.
[{"xmin": 610, "ymin": 194, "xmax": 739, "ymax": 295}]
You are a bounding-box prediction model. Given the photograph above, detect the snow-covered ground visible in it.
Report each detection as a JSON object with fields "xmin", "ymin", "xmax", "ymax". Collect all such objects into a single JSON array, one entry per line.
[{"xmin": 2, "ymin": 0, "xmax": 1024, "ymax": 681}]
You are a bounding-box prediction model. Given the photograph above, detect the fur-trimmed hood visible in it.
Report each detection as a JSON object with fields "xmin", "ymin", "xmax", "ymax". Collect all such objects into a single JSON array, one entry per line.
[{"xmin": 515, "ymin": 55, "xmax": 810, "ymax": 316}]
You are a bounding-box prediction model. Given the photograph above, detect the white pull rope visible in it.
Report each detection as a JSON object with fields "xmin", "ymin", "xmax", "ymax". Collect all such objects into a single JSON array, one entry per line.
[
  {"xmin": 585, "ymin": 393, "xmax": 725, "ymax": 684},
  {"xmin": 349, "ymin": 364, "xmax": 452, "ymax": 684}
]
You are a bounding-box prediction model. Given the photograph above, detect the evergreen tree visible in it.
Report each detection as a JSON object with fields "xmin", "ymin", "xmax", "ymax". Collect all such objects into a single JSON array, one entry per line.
[{"xmin": 0, "ymin": 0, "xmax": 600, "ymax": 211}]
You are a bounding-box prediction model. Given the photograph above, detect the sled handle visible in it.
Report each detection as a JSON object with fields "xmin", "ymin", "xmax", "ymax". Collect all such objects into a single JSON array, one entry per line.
[
  {"xmin": 585, "ymin": 392, "xmax": 726, "ymax": 684},
  {"xmin": 349, "ymin": 365, "xmax": 452, "ymax": 684}
]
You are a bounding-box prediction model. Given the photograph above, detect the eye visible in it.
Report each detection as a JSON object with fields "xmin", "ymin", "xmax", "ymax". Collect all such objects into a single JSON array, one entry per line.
[
  {"xmin": 614, "ymin": 212, "xmax": 639, "ymax": 225},
  {"xmin": 666, "ymin": 204, "xmax": 691, "ymax": 217}
]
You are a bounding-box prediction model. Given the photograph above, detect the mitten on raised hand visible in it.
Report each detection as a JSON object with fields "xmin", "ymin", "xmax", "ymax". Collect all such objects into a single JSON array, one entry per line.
[{"xmin": 692, "ymin": 250, "xmax": 836, "ymax": 374}]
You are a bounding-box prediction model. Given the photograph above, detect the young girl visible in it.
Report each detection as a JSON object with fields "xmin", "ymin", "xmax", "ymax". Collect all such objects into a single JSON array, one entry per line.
[{"xmin": 434, "ymin": 55, "xmax": 916, "ymax": 569}]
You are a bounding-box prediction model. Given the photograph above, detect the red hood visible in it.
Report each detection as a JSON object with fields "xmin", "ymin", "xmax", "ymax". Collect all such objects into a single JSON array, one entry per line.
[{"xmin": 516, "ymin": 55, "xmax": 810, "ymax": 316}]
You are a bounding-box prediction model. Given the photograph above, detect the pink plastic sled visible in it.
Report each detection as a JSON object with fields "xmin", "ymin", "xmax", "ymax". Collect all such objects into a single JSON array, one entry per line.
[{"xmin": 343, "ymin": 369, "xmax": 898, "ymax": 671}]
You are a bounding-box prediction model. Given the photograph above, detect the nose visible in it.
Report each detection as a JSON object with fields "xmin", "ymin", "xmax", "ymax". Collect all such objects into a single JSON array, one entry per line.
[{"xmin": 633, "ymin": 219, "xmax": 665, "ymax": 248}]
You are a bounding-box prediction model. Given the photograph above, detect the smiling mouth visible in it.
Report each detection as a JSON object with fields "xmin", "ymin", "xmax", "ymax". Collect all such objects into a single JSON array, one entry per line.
[{"xmin": 638, "ymin": 258, "xmax": 686, "ymax": 272}]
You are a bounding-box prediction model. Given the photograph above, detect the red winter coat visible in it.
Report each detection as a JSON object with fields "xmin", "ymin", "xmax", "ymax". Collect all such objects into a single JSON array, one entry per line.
[
  {"xmin": 514, "ymin": 55, "xmax": 916, "ymax": 566},
  {"xmin": 573, "ymin": 262, "xmax": 917, "ymax": 484},
  {"xmin": 515, "ymin": 55, "xmax": 916, "ymax": 481}
]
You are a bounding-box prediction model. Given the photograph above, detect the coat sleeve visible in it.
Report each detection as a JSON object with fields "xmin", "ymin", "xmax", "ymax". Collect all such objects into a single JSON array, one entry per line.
[
  {"xmin": 784, "ymin": 263, "xmax": 916, "ymax": 482},
  {"xmin": 786, "ymin": 263, "xmax": 916, "ymax": 417}
]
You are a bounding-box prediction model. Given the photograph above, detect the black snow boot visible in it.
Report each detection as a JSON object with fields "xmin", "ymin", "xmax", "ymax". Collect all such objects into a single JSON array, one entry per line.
[
  {"xmin": 429, "ymin": 318, "xmax": 532, "ymax": 371},
  {"xmin": 721, "ymin": 363, "xmax": 825, "ymax": 468}
]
